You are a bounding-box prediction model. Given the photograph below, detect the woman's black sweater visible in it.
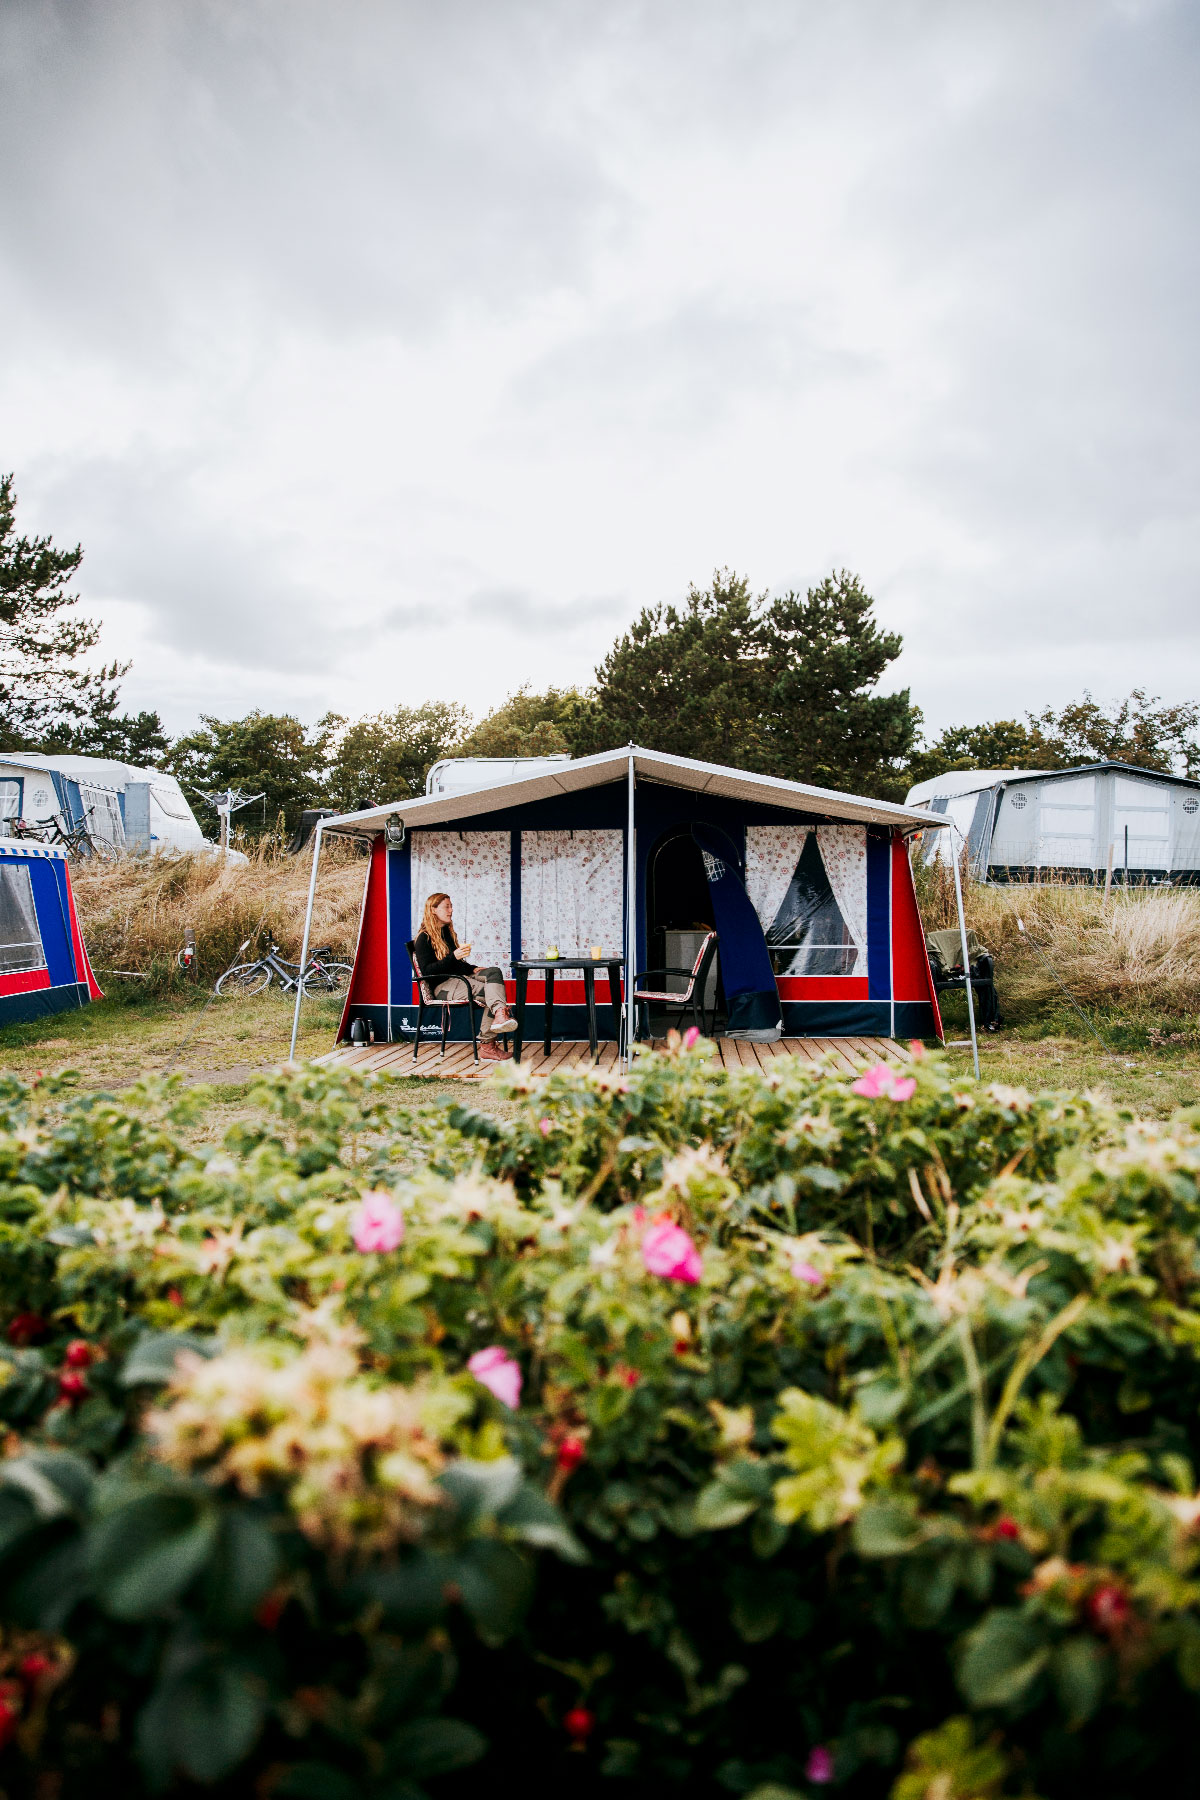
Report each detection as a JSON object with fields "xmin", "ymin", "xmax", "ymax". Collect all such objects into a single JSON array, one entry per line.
[{"xmin": 413, "ymin": 930, "xmax": 475, "ymax": 984}]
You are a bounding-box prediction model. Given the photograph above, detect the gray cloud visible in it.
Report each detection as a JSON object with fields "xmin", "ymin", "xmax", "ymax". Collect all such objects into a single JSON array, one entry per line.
[{"xmin": 0, "ymin": 0, "xmax": 1197, "ymax": 738}]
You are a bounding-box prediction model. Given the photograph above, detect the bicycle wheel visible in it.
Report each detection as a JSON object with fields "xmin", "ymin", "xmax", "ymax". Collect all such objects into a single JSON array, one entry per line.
[
  {"xmin": 215, "ymin": 962, "xmax": 272, "ymax": 998},
  {"xmin": 301, "ymin": 961, "xmax": 354, "ymax": 994}
]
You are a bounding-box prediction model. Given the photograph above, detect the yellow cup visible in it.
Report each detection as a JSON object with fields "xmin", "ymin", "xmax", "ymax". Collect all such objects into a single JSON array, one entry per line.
[
  {"xmin": 590, "ymin": 945, "xmax": 602, "ymax": 959},
  {"xmin": 546, "ymin": 945, "xmax": 559, "ymax": 960}
]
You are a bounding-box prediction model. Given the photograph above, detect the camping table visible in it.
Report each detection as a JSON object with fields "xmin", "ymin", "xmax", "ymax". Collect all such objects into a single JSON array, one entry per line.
[{"xmin": 511, "ymin": 957, "xmax": 625, "ymax": 1064}]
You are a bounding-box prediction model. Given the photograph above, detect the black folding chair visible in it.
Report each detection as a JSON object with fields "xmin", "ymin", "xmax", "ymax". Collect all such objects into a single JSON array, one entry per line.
[
  {"xmin": 925, "ymin": 928, "xmax": 1001, "ymax": 1032},
  {"xmin": 633, "ymin": 930, "xmax": 719, "ymax": 1040},
  {"xmin": 406, "ymin": 940, "xmax": 480, "ymax": 1061}
]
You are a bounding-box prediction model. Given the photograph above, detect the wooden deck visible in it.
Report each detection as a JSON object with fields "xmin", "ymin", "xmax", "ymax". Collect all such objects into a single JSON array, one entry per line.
[{"xmin": 318, "ymin": 1036, "xmax": 913, "ymax": 1084}]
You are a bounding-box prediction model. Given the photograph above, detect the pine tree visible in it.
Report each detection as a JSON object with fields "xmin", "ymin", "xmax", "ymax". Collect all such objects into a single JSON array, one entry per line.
[
  {"xmin": 569, "ymin": 568, "xmax": 917, "ymax": 797},
  {"xmin": 0, "ymin": 473, "xmax": 126, "ymax": 749}
]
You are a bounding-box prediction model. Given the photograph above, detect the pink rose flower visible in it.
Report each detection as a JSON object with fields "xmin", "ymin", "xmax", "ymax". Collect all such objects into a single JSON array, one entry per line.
[
  {"xmin": 683, "ymin": 1025, "xmax": 700, "ymax": 1048},
  {"xmin": 468, "ymin": 1345, "xmax": 522, "ymax": 1409},
  {"xmin": 792, "ymin": 1261, "xmax": 824, "ymax": 1288},
  {"xmin": 642, "ymin": 1218, "xmax": 703, "ymax": 1285},
  {"xmin": 851, "ymin": 1063, "xmax": 916, "ymax": 1102},
  {"xmin": 539, "ymin": 1118, "xmax": 553, "ymax": 1137},
  {"xmin": 351, "ymin": 1190, "xmax": 405, "ymax": 1253},
  {"xmin": 805, "ymin": 1745, "xmax": 834, "ymax": 1784}
]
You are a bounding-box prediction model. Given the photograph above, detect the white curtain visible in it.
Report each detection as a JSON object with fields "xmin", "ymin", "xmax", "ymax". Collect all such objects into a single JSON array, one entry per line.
[
  {"xmin": 410, "ymin": 831, "xmax": 512, "ymax": 963},
  {"xmin": 815, "ymin": 825, "xmax": 868, "ymax": 953},
  {"xmin": 745, "ymin": 825, "xmax": 811, "ymax": 930},
  {"xmin": 520, "ymin": 830, "xmax": 623, "ymax": 959}
]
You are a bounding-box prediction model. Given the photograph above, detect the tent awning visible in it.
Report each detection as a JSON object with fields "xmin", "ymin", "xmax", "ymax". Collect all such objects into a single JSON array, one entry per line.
[{"xmin": 317, "ymin": 747, "xmax": 949, "ymax": 836}]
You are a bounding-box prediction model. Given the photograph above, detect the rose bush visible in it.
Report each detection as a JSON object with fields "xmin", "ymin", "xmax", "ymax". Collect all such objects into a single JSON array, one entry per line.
[{"xmin": 0, "ymin": 1046, "xmax": 1197, "ymax": 1796}]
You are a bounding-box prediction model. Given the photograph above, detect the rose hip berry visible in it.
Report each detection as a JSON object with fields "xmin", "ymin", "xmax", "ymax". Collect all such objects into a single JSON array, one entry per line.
[
  {"xmin": 57, "ymin": 1371, "xmax": 88, "ymax": 1403},
  {"xmin": 556, "ymin": 1436, "xmax": 585, "ymax": 1473},
  {"xmin": 564, "ymin": 1705, "xmax": 595, "ymax": 1744},
  {"xmin": 64, "ymin": 1341, "xmax": 93, "ymax": 1369}
]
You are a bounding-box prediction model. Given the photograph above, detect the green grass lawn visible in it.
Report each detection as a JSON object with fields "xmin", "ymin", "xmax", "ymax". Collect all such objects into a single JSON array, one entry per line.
[{"xmin": 3, "ymin": 983, "xmax": 1198, "ymax": 1131}]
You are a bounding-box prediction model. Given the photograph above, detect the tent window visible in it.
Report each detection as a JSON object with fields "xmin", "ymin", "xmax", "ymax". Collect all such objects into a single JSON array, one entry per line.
[
  {"xmin": 766, "ymin": 833, "xmax": 858, "ymax": 976},
  {"xmin": 0, "ymin": 865, "xmax": 47, "ymax": 975},
  {"xmin": 76, "ymin": 785, "xmax": 124, "ymax": 848}
]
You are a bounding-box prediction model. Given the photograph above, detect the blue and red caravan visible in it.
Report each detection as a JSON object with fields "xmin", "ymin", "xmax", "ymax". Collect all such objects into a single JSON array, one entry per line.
[
  {"xmin": 321, "ymin": 748, "xmax": 946, "ymax": 1048},
  {"xmin": 0, "ymin": 840, "xmax": 102, "ymax": 1026}
]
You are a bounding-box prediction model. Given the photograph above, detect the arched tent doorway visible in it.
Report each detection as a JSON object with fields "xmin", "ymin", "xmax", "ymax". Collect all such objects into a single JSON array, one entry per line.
[{"xmin": 646, "ymin": 825, "xmax": 723, "ymax": 1031}]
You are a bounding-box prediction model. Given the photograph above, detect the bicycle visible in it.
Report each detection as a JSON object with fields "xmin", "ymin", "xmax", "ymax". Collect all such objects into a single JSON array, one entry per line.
[
  {"xmin": 13, "ymin": 809, "xmax": 116, "ymax": 859},
  {"xmin": 214, "ymin": 938, "xmax": 354, "ymax": 998}
]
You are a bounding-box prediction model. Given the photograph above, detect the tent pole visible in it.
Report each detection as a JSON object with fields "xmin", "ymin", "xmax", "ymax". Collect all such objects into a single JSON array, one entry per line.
[
  {"xmin": 289, "ymin": 821, "xmax": 324, "ymax": 1062},
  {"xmin": 624, "ymin": 748, "xmax": 636, "ymax": 1067},
  {"xmin": 950, "ymin": 828, "xmax": 979, "ymax": 1079}
]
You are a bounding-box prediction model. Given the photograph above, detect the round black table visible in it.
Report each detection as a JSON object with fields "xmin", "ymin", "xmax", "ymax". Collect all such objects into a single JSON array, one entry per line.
[{"xmin": 511, "ymin": 957, "xmax": 625, "ymax": 1063}]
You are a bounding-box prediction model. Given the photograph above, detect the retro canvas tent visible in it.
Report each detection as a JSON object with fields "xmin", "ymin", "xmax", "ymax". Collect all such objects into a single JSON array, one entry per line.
[
  {"xmin": 298, "ymin": 748, "xmax": 948, "ymax": 1054},
  {"xmin": 0, "ymin": 840, "xmax": 102, "ymax": 1025}
]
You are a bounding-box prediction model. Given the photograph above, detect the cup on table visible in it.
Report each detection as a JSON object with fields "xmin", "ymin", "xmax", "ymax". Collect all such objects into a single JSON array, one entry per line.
[
  {"xmin": 545, "ymin": 945, "xmax": 559, "ymax": 960},
  {"xmin": 590, "ymin": 946, "xmax": 603, "ymax": 959}
]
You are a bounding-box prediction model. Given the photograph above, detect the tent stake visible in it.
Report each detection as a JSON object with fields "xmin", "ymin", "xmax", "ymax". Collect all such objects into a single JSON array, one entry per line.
[
  {"xmin": 951, "ymin": 830, "xmax": 980, "ymax": 1079},
  {"xmin": 624, "ymin": 748, "xmax": 636, "ymax": 1067},
  {"xmin": 290, "ymin": 821, "xmax": 324, "ymax": 1062}
]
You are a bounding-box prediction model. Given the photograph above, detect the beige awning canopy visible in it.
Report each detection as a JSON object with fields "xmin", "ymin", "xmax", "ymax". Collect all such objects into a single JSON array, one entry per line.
[{"xmin": 318, "ymin": 747, "xmax": 948, "ymax": 836}]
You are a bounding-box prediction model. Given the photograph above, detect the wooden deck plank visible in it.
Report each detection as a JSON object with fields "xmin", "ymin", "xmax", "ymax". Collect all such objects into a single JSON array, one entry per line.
[{"xmin": 316, "ymin": 1034, "xmax": 920, "ymax": 1082}]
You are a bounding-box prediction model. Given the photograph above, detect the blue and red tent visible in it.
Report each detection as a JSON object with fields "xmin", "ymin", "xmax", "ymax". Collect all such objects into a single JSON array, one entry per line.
[
  {"xmin": 311, "ymin": 748, "xmax": 946, "ymax": 1048},
  {"xmin": 0, "ymin": 840, "xmax": 102, "ymax": 1026}
]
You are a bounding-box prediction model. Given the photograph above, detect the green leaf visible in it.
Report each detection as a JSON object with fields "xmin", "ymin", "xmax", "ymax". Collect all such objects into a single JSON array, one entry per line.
[
  {"xmin": 691, "ymin": 1479, "xmax": 759, "ymax": 1532},
  {"xmin": 201, "ymin": 1507, "xmax": 278, "ymax": 1625},
  {"xmin": 0, "ymin": 1450, "xmax": 94, "ymax": 1519},
  {"xmin": 853, "ymin": 1498, "xmax": 923, "ymax": 1557},
  {"xmin": 454, "ymin": 1538, "xmax": 534, "ymax": 1641},
  {"xmin": 497, "ymin": 1481, "xmax": 588, "ymax": 1563},
  {"xmin": 121, "ymin": 1331, "xmax": 214, "ymax": 1387},
  {"xmin": 137, "ymin": 1661, "xmax": 265, "ymax": 1788},
  {"xmin": 957, "ymin": 1608, "xmax": 1050, "ymax": 1710},
  {"xmin": 1051, "ymin": 1634, "xmax": 1107, "ymax": 1727},
  {"xmin": 88, "ymin": 1491, "xmax": 219, "ymax": 1620},
  {"xmin": 384, "ymin": 1716, "xmax": 487, "ymax": 1779},
  {"xmin": 439, "ymin": 1457, "xmax": 521, "ymax": 1524}
]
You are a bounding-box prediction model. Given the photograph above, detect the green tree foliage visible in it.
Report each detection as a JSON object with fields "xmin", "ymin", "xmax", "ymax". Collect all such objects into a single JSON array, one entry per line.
[
  {"xmin": 39, "ymin": 696, "xmax": 172, "ymax": 765},
  {"xmin": 0, "ymin": 473, "xmax": 126, "ymax": 751},
  {"xmin": 454, "ymin": 686, "xmax": 581, "ymax": 759},
  {"xmin": 571, "ymin": 569, "xmax": 918, "ymax": 796},
  {"xmin": 1028, "ymin": 689, "xmax": 1200, "ymax": 777},
  {"xmin": 908, "ymin": 690, "xmax": 1200, "ymax": 789},
  {"xmin": 756, "ymin": 572, "xmax": 919, "ymax": 795},
  {"xmin": 168, "ymin": 710, "xmax": 338, "ymax": 834},
  {"xmin": 325, "ymin": 701, "xmax": 470, "ymax": 810}
]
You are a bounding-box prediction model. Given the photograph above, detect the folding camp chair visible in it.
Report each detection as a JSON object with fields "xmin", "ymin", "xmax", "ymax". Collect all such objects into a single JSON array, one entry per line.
[
  {"xmin": 925, "ymin": 928, "xmax": 1001, "ymax": 1031},
  {"xmin": 633, "ymin": 930, "xmax": 719, "ymax": 1040},
  {"xmin": 406, "ymin": 940, "xmax": 480, "ymax": 1061}
]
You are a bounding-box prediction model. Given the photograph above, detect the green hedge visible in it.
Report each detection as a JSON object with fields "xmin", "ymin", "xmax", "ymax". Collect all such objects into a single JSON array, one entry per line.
[{"xmin": 0, "ymin": 1044, "xmax": 1197, "ymax": 1797}]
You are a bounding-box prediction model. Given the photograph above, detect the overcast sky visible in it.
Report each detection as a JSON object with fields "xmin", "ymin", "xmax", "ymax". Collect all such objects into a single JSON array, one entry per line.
[{"xmin": 1, "ymin": 0, "xmax": 1197, "ymax": 742}]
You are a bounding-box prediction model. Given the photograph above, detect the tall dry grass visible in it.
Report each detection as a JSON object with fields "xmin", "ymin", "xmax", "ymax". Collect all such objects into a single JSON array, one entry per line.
[
  {"xmin": 914, "ymin": 857, "xmax": 1200, "ymax": 1019},
  {"xmin": 70, "ymin": 841, "xmax": 367, "ymax": 988}
]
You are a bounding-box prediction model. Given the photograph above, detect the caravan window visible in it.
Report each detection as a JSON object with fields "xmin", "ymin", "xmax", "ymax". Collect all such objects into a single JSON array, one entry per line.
[
  {"xmin": 76, "ymin": 785, "xmax": 125, "ymax": 849},
  {"xmin": 0, "ymin": 781, "xmax": 20, "ymax": 831},
  {"xmin": 0, "ymin": 864, "xmax": 47, "ymax": 975},
  {"xmin": 150, "ymin": 785, "xmax": 192, "ymax": 821}
]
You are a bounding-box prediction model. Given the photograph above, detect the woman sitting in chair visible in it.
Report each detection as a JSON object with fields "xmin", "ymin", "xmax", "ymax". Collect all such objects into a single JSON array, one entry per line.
[{"xmin": 414, "ymin": 893, "xmax": 517, "ymax": 1042}]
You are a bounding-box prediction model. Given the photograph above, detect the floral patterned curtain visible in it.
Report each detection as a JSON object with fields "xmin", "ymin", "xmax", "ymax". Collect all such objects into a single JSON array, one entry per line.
[
  {"xmin": 815, "ymin": 826, "xmax": 868, "ymax": 955},
  {"xmin": 520, "ymin": 831, "xmax": 623, "ymax": 959},
  {"xmin": 410, "ymin": 831, "xmax": 512, "ymax": 963},
  {"xmin": 745, "ymin": 826, "xmax": 811, "ymax": 930}
]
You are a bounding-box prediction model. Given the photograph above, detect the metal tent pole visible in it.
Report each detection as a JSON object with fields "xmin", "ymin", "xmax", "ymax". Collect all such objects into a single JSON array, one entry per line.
[
  {"xmin": 289, "ymin": 821, "xmax": 324, "ymax": 1062},
  {"xmin": 624, "ymin": 749, "xmax": 636, "ymax": 1067},
  {"xmin": 950, "ymin": 827, "xmax": 980, "ymax": 1079}
]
